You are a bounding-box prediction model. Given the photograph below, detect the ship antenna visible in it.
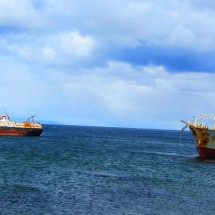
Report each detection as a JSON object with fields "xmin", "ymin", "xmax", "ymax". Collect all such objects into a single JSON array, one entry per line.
[{"xmin": 3, "ymin": 107, "xmax": 10, "ymax": 120}]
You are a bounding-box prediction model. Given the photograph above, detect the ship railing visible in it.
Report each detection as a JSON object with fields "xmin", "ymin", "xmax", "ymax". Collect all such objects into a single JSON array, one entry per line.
[{"xmin": 195, "ymin": 114, "xmax": 215, "ymax": 130}]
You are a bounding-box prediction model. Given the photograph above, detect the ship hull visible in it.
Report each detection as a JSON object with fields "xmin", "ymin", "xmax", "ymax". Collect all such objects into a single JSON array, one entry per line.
[
  {"xmin": 0, "ymin": 127, "xmax": 43, "ymax": 136},
  {"xmin": 197, "ymin": 147, "xmax": 215, "ymax": 159},
  {"xmin": 189, "ymin": 126, "xmax": 215, "ymax": 158}
]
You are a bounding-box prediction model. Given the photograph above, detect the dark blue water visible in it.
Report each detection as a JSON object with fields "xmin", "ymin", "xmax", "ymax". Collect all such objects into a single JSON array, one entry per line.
[{"xmin": 0, "ymin": 125, "xmax": 215, "ymax": 215}]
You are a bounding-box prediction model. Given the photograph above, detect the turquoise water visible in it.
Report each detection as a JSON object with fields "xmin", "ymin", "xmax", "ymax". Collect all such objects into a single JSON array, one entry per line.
[{"xmin": 0, "ymin": 125, "xmax": 215, "ymax": 214}]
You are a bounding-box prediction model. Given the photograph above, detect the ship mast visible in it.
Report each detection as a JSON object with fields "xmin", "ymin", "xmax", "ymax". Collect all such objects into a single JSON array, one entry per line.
[{"xmin": 3, "ymin": 107, "xmax": 10, "ymax": 121}]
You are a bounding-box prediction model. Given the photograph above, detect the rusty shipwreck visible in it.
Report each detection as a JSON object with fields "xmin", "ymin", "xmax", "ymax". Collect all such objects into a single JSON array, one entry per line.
[
  {"xmin": 180, "ymin": 114, "xmax": 215, "ymax": 158},
  {"xmin": 0, "ymin": 114, "xmax": 43, "ymax": 136}
]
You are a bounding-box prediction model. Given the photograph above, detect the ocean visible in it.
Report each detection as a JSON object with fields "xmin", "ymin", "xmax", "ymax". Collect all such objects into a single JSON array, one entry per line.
[{"xmin": 0, "ymin": 125, "xmax": 215, "ymax": 215}]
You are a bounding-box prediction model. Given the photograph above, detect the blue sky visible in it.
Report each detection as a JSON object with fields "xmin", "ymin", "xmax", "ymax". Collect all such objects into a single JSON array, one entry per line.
[{"xmin": 1, "ymin": 0, "xmax": 215, "ymax": 129}]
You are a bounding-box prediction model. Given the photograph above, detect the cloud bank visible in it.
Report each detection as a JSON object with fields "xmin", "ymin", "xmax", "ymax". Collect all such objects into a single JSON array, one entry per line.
[{"xmin": 0, "ymin": 0, "xmax": 214, "ymax": 129}]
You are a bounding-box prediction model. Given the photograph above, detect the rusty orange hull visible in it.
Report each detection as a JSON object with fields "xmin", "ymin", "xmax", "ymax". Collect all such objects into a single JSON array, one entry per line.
[
  {"xmin": 0, "ymin": 127, "xmax": 43, "ymax": 136},
  {"xmin": 189, "ymin": 126, "xmax": 215, "ymax": 158}
]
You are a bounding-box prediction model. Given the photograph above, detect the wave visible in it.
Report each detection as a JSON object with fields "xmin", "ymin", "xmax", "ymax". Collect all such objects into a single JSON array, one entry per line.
[{"xmin": 127, "ymin": 150, "xmax": 197, "ymax": 158}]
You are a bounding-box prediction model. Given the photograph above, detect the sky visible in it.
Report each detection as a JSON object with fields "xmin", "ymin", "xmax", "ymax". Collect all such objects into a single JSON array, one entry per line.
[{"xmin": 1, "ymin": 0, "xmax": 215, "ymax": 130}]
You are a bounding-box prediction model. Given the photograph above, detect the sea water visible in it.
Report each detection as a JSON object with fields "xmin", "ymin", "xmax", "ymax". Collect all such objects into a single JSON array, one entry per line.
[{"xmin": 0, "ymin": 125, "xmax": 215, "ymax": 215}]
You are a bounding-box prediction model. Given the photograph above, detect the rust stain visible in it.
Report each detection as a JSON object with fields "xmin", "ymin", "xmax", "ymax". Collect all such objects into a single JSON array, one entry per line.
[
  {"xmin": 191, "ymin": 126, "xmax": 209, "ymax": 147},
  {"xmin": 23, "ymin": 122, "xmax": 31, "ymax": 128}
]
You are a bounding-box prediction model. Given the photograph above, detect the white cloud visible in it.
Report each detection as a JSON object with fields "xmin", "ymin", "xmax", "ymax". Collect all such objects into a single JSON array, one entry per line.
[
  {"xmin": 0, "ymin": 0, "xmax": 46, "ymax": 29},
  {"xmin": 33, "ymin": 0, "xmax": 215, "ymax": 52},
  {"xmin": 57, "ymin": 31, "xmax": 95, "ymax": 58},
  {"xmin": 1, "ymin": 0, "xmax": 215, "ymax": 52},
  {"xmin": 0, "ymin": 0, "xmax": 214, "ymax": 129},
  {"xmin": 25, "ymin": 61, "xmax": 214, "ymax": 129},
  {"xmin": 0, "ymin": 56, "xmax": 214, "ymax": 128},
  {"xmin": 42, "ymin": 47, "xmax": 56, "ymax": 61},
  {"xmin": 44, "ymin": 31, "xmax": 96, "ymax": 64},
  {"xmin": 0, "ymin": 31, "xmax": 96, "ymax": 65}
]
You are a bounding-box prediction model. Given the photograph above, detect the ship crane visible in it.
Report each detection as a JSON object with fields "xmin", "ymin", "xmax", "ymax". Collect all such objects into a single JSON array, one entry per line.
[{"xmin": 28, "ymin": 115, "xmax": 36, "ymax": 123}]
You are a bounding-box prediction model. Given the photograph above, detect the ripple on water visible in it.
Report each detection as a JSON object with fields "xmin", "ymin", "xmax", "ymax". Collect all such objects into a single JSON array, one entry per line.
[{"xmin": 0, "ymin": 126, "xmax": 215, "ymax": 215}]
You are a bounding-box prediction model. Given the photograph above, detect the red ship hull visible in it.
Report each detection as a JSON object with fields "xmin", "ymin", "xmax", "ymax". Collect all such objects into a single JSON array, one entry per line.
[
  {"xmin": 0, "ymin": 127, "xmax": 43, "ymax": 136},
  {"xmin": 197, "ymin": 147, "xmax": 215, "ymax": 159}
]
